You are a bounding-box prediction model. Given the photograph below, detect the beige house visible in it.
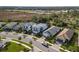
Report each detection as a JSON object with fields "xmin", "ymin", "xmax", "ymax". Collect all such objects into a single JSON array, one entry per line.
[{"xmin": 56, "ymin": 28, "xmax": 74, "ymax": 44}]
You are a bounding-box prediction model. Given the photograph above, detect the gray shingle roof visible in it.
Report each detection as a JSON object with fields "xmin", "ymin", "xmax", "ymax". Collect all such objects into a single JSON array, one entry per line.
[
  {"xmin": 43, "ymin": 26, "xmax": 61, "ymax": 38},
  {"xmin": 3, "ymin": 22, "xmax": 18, "ymax": 29},
  {"xmin": 13, "ymin": 23, "xmax": 25, "ymax": 30}
]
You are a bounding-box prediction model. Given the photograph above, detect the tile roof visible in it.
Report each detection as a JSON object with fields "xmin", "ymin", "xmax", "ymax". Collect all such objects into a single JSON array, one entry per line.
[{"xmin": 57, "ymin": 28, "xmax": 74, "ymax": 40}]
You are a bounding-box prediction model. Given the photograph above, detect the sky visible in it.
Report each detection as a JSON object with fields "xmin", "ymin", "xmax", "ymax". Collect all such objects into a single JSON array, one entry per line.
[{"xmin": 0, "ymin": 0, "xmax": 79, "ymax": 6}]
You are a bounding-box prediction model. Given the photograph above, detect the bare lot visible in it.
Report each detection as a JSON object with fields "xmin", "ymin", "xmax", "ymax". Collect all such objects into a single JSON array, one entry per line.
[
  {"xmin": 0, "ymin": 11, "xmax": 48, "ymax": 21},
  {"xmin": 0, "ymin": 11, "xmax": 41, "ymax": 21}
]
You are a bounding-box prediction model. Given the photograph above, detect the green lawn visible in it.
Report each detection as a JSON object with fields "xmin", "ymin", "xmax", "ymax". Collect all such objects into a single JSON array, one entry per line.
[
  {"xmin": 1, "ymin": 42, "xmax": 30, "ymax": 52},
  {"xmin": 13, "ymin": 39, "xmax": 33, "ymax": 48},
  {"xmin": 46, "ymin": 35, "xmax": 57, "ymax": 44}
]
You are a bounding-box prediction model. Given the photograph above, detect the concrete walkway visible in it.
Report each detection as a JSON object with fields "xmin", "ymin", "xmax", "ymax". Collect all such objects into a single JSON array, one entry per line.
[
  {"xmin": 2, "ymin": 38, "xmax": 31, "ymax": 49},
  {"xmin": 11, "ymin": 40, "xmax": 31, "ymax": 49}
]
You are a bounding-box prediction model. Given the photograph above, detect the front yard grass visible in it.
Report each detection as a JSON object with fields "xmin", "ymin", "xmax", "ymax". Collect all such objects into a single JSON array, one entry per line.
[
  {"xmin": 46, "ymin": 36, "xmax": 56, "ymax": 44},
  {"xmin": 0, "ymin": 42, "xmax": 30, "ymax": 52},
  {"xmin": 13, "ymin": 39, "xmax": 33, "ymax": 48},
  {"xmin": 0, "ymin": 28, "xmax": 3, "ymax": 32}
]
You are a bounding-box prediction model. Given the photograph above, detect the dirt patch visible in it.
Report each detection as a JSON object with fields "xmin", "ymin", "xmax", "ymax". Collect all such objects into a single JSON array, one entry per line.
[{"xmin": 0, "ymin": 11, "xmax": 40, "ymax": 22}]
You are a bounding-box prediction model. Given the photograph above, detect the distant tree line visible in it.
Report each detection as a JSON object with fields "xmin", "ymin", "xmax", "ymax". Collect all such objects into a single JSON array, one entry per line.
[{"xmin": 31, "ymin": 10, "xmax": 79, "ymax": 29}]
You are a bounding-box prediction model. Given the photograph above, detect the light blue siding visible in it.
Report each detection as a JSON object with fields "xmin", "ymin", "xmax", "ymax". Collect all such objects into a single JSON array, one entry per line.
[
  {"xmin": 32, "ymin": 23, "xmax": 48, "ymax": 34},
  {"xmin": 23, "ymin": 22, "xmax": 34, "ymax": 32}
]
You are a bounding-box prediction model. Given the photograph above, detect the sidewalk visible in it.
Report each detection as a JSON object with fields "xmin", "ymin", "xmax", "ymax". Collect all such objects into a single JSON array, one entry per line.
[
  {"xmin": 2, "ymin": 38, "xmax": 31, "ymax": 49},
  {"xmin": 34, "ymin": 36, "xmax": 70, "ymax": 52}
]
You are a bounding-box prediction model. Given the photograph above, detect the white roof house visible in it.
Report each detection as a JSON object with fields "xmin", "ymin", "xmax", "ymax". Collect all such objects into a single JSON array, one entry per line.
[
  {"xmin": 43, "ymin": 26, "xmax": 61, "ymax": 38},
  {"xmin": 32, "ymin": 23, "xmax": 48, "ymax": 34},
  {"xmin": 56, "ymin": 28, "xmax": 74, "ymax": 44}
]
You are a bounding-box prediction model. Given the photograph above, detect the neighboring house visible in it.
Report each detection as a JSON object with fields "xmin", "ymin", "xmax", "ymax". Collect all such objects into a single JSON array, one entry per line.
[
  {"xmin": 0, "ymin": 41, "xmax": 6, "ymax": 49},
  {"xmin": 13, "ymin": 23, "xmax": 25, "ymax": 31},
  {"xmin": 43, "ymin": 26, "xmax": 61, "ymax": 38},
  {"xmin": 2, "ymin": 22, "xmax": 18, "ymax": 31},
  {"xmin": 0, "ymin": 22, "xmax": 6, "ymax": 28},
  {"xmin": 32, "ymin": 23, "xmax": 48, "ymax": 34},
  {"xmin": 23, "ymin": 22, "xmax": 34, "ymax": 32},
  {"xmin": 56, "ymin": 28, "xmax": 74, "ymax": 44}
]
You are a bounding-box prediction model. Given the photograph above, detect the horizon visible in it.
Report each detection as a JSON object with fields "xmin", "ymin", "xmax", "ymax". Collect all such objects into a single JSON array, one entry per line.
[{"xmin": 0, "ymin": 6, "xmax": 79, "ymax": 10}]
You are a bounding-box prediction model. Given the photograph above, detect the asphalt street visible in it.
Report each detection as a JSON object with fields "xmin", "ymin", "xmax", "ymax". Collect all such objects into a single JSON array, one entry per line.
[{"xmin": 0, "ymin": 32, "xmax": 59, "ymax": 52}]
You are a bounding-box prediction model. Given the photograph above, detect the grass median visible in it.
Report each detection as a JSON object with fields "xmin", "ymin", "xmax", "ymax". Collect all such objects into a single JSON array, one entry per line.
[{"xmin": 13, "ymin": 39, "xmax": 33, "ymax": 48}]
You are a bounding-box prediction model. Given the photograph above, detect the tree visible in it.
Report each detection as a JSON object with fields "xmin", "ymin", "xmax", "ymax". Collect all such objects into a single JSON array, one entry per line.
[
  {"xmin": 32, "ymin": 16, "xmax": 38, "ymax": 22},
  {"xmin": 75, "ymin": 19, "xmax": 79, "ymax": 27},
  {"xmin": 38, "ymin": 16, "xmax": 49, "ymax": 23},
  {"xmin": 29, "ymin": 41, "xmax": 32, "ymax": 44}
]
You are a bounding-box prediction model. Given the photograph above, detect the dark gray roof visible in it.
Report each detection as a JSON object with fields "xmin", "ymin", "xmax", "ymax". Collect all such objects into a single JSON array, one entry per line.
[{"xmin": 43, "ymin": 26, "xmax": 61, "ymax": 37}]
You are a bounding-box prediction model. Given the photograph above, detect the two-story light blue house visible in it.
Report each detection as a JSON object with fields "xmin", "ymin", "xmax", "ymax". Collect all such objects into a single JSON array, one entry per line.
[
  {"xmin": 43, "ymin": 26, "xmax": 61, "ymax": 38},
  {"xmin": 32, "ymin": 23, "xmax": 48, "ymax": 34},
  {"xmin": 23, "ymin": 22, "xmax": 34, "ymax": 33}
]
